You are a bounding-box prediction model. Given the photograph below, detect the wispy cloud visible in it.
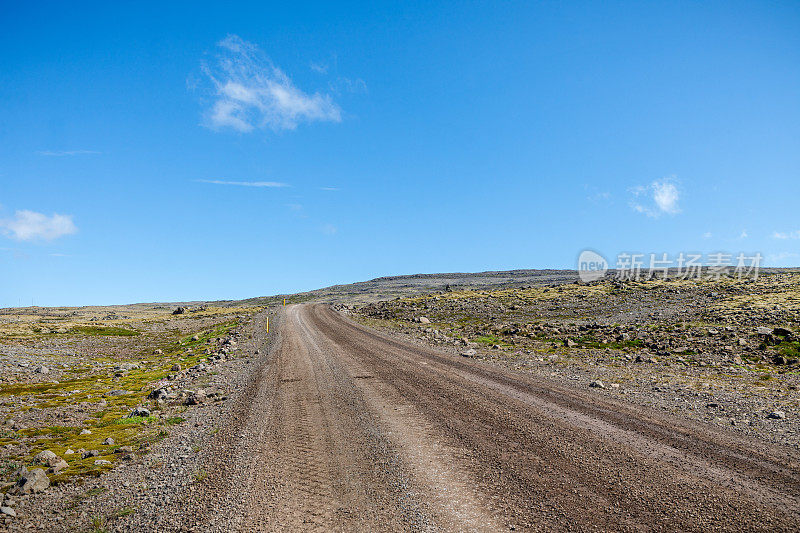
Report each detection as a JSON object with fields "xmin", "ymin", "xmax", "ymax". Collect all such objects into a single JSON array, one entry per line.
[
  {"xmin": 200, "ymin": 35, "xmax": 341, "ymax": 132},
  {"xmin": 765, "ymin": 251, "xmax": 800, "ymax": 266},
  {"xmin": 197, "ymin": 179, "xmax": 289, "ymax": 188},
  {"xmin": 309, "ymin": 61, "xmax": 329, "ymax": 74},
  {"xmin": 587, "ymin": 191, "xmax": 611, "ymax": 202},
  {"xmin": 320, "ymin": 186, "xmax": 339, "ymax": 191},
  {"xmin": 772, "ymin": 230, "xmax": 800, "ymax": 239},
  {"xmin": 739, "ymin": 230, "xmax": 748, "ymax": 239},
  {"xmin": 630, "ymin": 178, "xmax": 681, "ymax": 217},
  {"xmin": 702, "ymin": 231, "xmax": 713, "ymax": 239},
  {"xmin": 0, "ymin": 210, "xmax": 77, "ymax": 241},
  {"xmin": 37, "ymin": 150, "xmax": 101, "ymax": 157}
]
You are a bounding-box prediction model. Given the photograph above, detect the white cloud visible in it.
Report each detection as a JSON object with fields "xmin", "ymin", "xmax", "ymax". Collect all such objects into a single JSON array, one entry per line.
[
  {"xmin": 765, "ymin": 252, "xmax": 800, "ymax": 266},
  {"xmin": 630, "ymin": 178, "xmax": 681, "ymax": 217},
  {"xmin": 197, "ymin": 179, "xmax": 288, "ymax": 188},
  {"xmin": 739, "ymin": 230, "xmax": 748, "ymax": 239},
  {"xmin": 0, "ymin": 210, "xmax": 77, "ymax": 241},
  {"xmin": 587, "ymin": 191, "xmax": 611, "ymax": 202},
  {"xmin": 320, "ymin": 186, "xmax": 339, "ymax": 191},
  {"xmin": 310, "ymin": 61, "xmax": 329, "ymax": 74},
  {"xmin": 702, "ymin": 231, "xmax": 713, "ymax": 239},
  {"xmin": 37, "ymin": 150, "xmax": 100, "ymax": 156},
  {"xmin": 772, "ymin": 230, "xmax": 800, "ymax": 240},
  {"xmin": 200, "ymin": 35, "xmax": 341, "ymax": 132}
]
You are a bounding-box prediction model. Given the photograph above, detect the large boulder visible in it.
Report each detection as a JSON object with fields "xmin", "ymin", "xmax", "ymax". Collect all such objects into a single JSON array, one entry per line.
[{"xmin": 10, "ymin": 468, "xmax": 49, "ymax": 494}]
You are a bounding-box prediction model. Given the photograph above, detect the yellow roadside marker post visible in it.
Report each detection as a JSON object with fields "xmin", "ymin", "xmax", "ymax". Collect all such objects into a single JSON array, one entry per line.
[
  {"xmin": 283, "ymin": 298, "xmax": 286, "ymax": 307},
  {"xmin": 266, "ymin": 316, "xmax": 269, "ymax": 334}
]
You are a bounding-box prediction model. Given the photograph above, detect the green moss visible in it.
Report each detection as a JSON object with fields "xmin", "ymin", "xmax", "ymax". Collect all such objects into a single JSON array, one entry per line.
[
  {"xmin": 72, "ymin": 326, "xmax": 139, "ymax": 337},
  {"xmin": 113, "ymin": 416, "xmax": 157, "ymax": 425}
]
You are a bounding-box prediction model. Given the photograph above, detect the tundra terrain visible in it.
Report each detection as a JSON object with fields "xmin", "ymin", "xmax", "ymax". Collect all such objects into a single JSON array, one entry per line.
[{"xmin": 0, "ymin": 269, "xmax": 797, "ymax": 531}]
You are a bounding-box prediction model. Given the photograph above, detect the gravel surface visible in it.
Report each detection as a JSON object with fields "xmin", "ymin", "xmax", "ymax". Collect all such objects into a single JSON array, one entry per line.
[{"xmin": 4, "ymin": 301, "xmax": 800, "ymax": 531}]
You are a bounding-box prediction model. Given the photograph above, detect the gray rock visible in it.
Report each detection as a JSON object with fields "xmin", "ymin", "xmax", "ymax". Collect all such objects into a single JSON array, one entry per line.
[
  {"xmin": 589, "ymin": 380, "xmax": 605, "ymax": 389},
  {"xmin": 1, "ymin": 506, "xmax": 16, "ymax": 517},
  {"xmin": 102, "ymin": 437, "xmax": 115, "ymax": 446},
  {"xmin": 129, "ymin": 407, "xmax": 151, "ymax": 418},
  {"xmin": 33, "ymin": 450, "xmax": 57, "ymax": 466},
  {"xmin": 757, "ymin": 326, "xmax": 773, "ymax": 336},
  {"xmin": 94, "ymin": 459, "xmax": 111, "ymax": 465},
  {"xmin": 10, "ymin": 468, "xmax": 49, "ymax": 494},
  {"xmin": 80, "ymin": 429, "xmax": 92, "ymax": 435},
  {"xmin": 148, "ymin": 388, "xmax": 168, "ymax": 400},
  {"xmin": 49, "ymin": 459, "xmax": 69, "ymax": 473},
  {"xmin": 460, "ymin": 349, "xmax": 477, "ymax": 357},
  {"xmin": 767, "ymin": 410, "xmax": 786, "ymax": 420},
  {"xmin": 35, "ymin": 366, "xmax": 49, "ymax": 374},
  {"xmin": 418, "ymin": 317, "xmax": 431, "ymax": 324},
  {"xmin": 185, "ymin": 390, "xmax": 207, "ymax": 406}
]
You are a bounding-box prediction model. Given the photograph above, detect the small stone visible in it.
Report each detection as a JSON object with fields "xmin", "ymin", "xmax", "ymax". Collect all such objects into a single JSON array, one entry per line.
[
  {"xmin": 418, "ymin": 317, "xmax": 431, "ymax": 324},
  {"xmin": 129, "ymin": 407, "xmax": 150, "ymax": 418},
  {"xmin": 185, "ymin": 390, "xmax": 207, "ymax": 406},
  {"xmin": 191, "ymin": 335, "xmax": 200, "ymax": 341},
  {"xmin": 564, "ymin": 339, "xmax": 577, "ymax": 348},
  {"xmin": 49, "ymin": 459, "xmax": 69, "ymax": 473},
  {"xmin": 171, "ymin": 364, "xmax": 182, "ymax": 372},
  {"xmin": 81, "ymin": 450, "xmax": 100, "ymax": 459},
  {"xmin": 589, "ymin": 380, "xmax": 605, "ymax": 389},
  {"xmin": 767, "ymin": 410, "xmax": 786, "ymax": 420},
  {"xmin": 33, "ymin": 450, "xmax": 58, "ymax": 466},
  {"xmin": 35, "ymin": 366, "xmax": 49, "ymax": 374},
  {"xmin": 80, "ymin": 429, "xmax": 92, "ymax": 435},
  {"xmin": 115, "ymin": 446, "xmax": 133, "ymax": 454},
  {"xmin": 153, "ymin": 349, "xmax": 164, "ymax": 355},
  {"xmin": 102, "ymin": 438, "xmax": 115, "ymax": 446},
  {"xmin": 94, "ymin": 459, "xmax": 111, "ymax": 465},
  {"xmin": 757, "ymin": 326, "xmax": 773, "ymax": 336},
  {"xmin": 1, "ymin": 506, "xmax": 16, "ymax": 517},
  {"xmin": 64, "ymin": 449, "xmax": 75, "ymax": 455},
  {"xmin": 460, "ymin": 349, "xmax": 477, "ymax": 357}
]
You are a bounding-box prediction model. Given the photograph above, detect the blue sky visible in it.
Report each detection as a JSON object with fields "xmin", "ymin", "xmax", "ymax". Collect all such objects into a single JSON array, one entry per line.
[{"xmin": 1, "ymin": 1, "xmax": 799, "ymax": 306}]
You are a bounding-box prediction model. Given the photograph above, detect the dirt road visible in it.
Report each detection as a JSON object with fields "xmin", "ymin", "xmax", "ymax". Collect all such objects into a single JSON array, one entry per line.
[{"xmin": 171, "ymin": 304, "xmax": 800, "ymax": 532}]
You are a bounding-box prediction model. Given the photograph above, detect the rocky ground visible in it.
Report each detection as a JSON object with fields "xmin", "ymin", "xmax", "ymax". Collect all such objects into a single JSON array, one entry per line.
[
  {"xmin": 0, "ymin": 268, "xmax": 798, "ymax": 530},
  {"xmin": 355, "ymin": 271, "xmax": 800, "ymax": 449},
  {"xmin": 0, "ymin": 303, "xmax": 266, "ymax": 530}
]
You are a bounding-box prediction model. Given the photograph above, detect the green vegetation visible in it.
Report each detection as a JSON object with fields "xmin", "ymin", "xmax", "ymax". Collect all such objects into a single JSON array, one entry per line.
[
  {"xmin": 474, "ymin": 335, "xmax": 502, "ymax": 345},
  {"xmin": 72, "ymin": 326, "xmax": 140, "ymax": 336}
]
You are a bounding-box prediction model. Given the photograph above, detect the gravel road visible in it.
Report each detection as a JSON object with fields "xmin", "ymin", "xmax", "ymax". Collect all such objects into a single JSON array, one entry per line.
[{"xmin": 131, "ymin": 304, "xmax": 800, "ymax": 531}]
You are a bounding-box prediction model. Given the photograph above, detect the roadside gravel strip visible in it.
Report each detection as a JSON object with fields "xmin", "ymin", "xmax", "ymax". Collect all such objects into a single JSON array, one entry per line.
[{"xmin": 20, "ymin": 304, "xmax": 800, "ymax": 531}]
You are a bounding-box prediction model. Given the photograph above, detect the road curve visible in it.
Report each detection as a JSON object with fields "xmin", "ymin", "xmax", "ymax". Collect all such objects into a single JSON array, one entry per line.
[{"xmin": 178, "ymin": 304, "xmax": 800, "ymax": 532}]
